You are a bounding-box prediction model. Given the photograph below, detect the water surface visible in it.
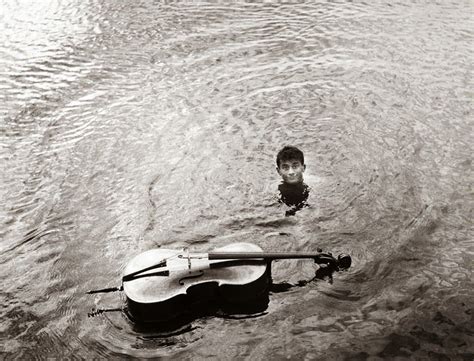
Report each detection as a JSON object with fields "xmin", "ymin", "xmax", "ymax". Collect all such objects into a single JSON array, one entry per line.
[{"xmin": 1, "ymin": 1, "xmax": 473, "ymax": 360}]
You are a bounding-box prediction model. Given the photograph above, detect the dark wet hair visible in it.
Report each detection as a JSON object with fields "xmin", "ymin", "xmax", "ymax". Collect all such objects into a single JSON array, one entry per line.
[{"xmin": 276, "ymin": 146, "xmax": 304, "ymax": 167}]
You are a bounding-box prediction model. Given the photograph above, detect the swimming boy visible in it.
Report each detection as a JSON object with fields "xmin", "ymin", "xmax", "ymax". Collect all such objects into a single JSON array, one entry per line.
[{"xmin": 276, "ymin": 146, "xmax": 310, "ymax": 216}]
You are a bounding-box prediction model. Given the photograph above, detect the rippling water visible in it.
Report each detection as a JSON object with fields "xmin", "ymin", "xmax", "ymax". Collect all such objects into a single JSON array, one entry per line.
[{"xmin": 1, "ymin": 1, "xmax": 473, "ymax": 359}]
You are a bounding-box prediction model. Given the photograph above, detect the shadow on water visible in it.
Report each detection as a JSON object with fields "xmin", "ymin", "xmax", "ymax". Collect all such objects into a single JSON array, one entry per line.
[{"xmin": 90, "ymin": 293, "xmax": 271, "ymax": 338}]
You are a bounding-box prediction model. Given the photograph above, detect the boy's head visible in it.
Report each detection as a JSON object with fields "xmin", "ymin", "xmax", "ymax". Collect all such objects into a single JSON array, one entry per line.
[{"xmin": 276, "ymin": 146, "xmax": 306, "ymax": 184}]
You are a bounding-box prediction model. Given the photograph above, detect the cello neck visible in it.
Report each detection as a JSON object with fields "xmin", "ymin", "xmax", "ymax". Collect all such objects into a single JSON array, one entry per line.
[{"xmin": 208, "ymin": 251, "xmax": 323, "ymax": 261}]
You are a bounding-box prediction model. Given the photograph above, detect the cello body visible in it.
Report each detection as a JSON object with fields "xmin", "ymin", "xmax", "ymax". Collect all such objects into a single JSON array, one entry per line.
[{"xmin": 123, "ymin": 243, "xmax": 270, "ymax": 323}]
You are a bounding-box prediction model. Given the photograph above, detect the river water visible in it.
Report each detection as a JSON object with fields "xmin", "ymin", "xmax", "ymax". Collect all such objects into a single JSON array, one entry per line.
[{"xmin": 1, "ymin": 1, "xmax": 472, "ymax": 360}]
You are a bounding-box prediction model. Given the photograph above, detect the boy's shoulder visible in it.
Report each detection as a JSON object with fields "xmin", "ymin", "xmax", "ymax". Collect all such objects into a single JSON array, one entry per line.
[{"xmin": 278, "ymin": 182, "xmax": 310, "ymax": 207}]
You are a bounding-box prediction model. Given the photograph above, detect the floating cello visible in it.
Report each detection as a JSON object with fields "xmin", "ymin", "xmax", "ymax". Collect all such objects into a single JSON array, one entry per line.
[{"xmin": 112, "ymin": 242, "xmax": 351, "ymax": 323}]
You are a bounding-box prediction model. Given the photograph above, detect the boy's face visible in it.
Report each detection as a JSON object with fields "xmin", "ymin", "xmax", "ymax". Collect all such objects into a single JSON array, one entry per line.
[{"xmin": 277, "ymin": 159, "xmax": 305, "ymax": 184}]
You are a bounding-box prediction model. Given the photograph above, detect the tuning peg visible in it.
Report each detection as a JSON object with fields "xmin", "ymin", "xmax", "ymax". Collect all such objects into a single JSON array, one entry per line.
[{"xmin": 337, "ymin": 254, "xmax": 352, "ymax": 270}]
